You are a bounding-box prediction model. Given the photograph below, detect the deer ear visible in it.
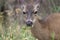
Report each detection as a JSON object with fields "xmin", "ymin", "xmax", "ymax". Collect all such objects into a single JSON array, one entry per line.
[
  {"xmin": 34, "ymin": 3, "xmax": 40, "ymax": 12},
  {"xmin": 21, "ymin": 4, "xmax": 26, "ymax": 12}
]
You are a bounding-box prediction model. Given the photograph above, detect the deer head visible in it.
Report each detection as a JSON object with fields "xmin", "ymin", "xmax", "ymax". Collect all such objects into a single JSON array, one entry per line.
[{"xmin": 20, "ymin": 0, "xmax": 40, "ymax": 26}]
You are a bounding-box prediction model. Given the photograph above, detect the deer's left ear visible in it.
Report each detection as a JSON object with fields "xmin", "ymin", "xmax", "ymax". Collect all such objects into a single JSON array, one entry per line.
[
  {"xmin": 33, "ymin": 0, "xmax": 40, "ymax": 11},
  {"xmin": 33, "ymin": 3, "xmax": 40, "ymax": 12}
]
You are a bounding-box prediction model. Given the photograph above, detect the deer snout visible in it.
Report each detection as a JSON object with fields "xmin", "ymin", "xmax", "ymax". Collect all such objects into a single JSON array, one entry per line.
[{"xmin": 26, "ymin": 19, "xmax": 33, "ymax": 26}]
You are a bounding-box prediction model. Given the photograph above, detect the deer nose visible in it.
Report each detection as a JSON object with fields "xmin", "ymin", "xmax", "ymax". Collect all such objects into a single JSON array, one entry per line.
[{"xmin": 26, "ymin": 20, "xmax": 33, "ymax": 26}]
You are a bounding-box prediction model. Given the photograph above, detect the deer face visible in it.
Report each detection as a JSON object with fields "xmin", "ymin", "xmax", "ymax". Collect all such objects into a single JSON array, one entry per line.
[
  {"xmin": 12, "ymin": 0, "xmax": 40, "ymax": 26},
  {"xmin": 21, "ymin": 0, "xmax": 40, "ymax": 26}
]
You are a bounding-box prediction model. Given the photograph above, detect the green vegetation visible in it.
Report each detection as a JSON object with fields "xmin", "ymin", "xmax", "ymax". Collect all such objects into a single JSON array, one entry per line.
[
  {"xmin": 51, "ymin": 32, "xmax": 55, "ymax": 40},
  {"xmin": 0, "ymin": 15, "xmax": 36, "ymax": 40}
]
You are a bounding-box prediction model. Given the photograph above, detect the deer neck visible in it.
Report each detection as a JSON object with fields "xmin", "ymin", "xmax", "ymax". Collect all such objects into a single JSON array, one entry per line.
[{"xmin": 32, "ymin": 16, "xmax": 47, "ymax": 29}]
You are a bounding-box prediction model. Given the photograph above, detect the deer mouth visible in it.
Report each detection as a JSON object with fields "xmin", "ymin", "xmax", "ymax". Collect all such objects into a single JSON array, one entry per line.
[
  {"xmin": 26, "ymin": 20, "xmax": 33, "ymax": 26},
  {"xmin": 26, "ymin": 19, "xmax": 36, "ymax": 26},
  {"xmin": 26, "ymin": 21, "xmax": 33, "ymax": 26}
]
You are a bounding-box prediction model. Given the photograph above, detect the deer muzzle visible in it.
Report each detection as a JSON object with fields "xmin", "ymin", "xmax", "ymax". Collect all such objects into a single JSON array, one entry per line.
[{"xmin": 26, "ymin": 19, "xmax": 33, "ymax": 26}]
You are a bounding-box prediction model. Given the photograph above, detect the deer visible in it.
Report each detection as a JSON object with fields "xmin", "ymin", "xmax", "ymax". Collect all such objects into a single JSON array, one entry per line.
[
  {"xmin": 31, "ymin": 13, "xmax": 60, "ymax": 40},
  {"xmin": 18, "ymin": 0, "xmax": 60, "ymax": 40}
]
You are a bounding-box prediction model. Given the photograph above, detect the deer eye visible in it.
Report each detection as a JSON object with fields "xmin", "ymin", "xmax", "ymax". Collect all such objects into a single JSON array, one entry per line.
[
  {"xmin": 23, "ymin": 12, "xmax": 26, "ymax": 14},
  {"xmin": 34, "ymin": 11, "xmax": 38, "ymax": 14}
]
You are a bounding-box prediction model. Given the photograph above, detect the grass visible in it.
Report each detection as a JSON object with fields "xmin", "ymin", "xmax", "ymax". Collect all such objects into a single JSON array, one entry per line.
[
  {"xmin": 51, "ymin": 32, "xmax": 55, "ymax": 40},
  {"xmin": 0, "ymin": 12, "xmax": 56, "ymax": 40},
  {"xmin": 0, "ymin": 17, "xmax": 55, "ymax": 40},
  {"xmin": 0, "ymin": 14, "xmax": 36, "ymax": 40}
]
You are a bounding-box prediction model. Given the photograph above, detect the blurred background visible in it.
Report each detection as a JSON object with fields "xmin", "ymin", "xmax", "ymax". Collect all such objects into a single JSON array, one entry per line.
[{"xmin": 0, "ymin": 0, "xmax": 60, "ymax": 40}]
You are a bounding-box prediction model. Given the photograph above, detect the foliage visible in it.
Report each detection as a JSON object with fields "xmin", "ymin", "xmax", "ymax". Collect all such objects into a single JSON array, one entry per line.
[{"xmin": 0, "ymin": 16, "xmax": 36, "ymax": 40}]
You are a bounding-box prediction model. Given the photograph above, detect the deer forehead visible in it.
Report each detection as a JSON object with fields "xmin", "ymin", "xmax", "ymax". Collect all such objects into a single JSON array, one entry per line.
[
  {"xmin": 23, "ymin": 4, "xmax": 39, "ymax": 12},
  {"xmin": 26, "ymin": 4, "xmax": 34, "ymax": 11}
]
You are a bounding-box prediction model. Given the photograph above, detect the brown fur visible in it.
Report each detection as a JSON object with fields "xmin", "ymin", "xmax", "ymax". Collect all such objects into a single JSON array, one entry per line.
[{"xmin": 31, "ymin": 13, "xmax": 60, "ymax": 40}]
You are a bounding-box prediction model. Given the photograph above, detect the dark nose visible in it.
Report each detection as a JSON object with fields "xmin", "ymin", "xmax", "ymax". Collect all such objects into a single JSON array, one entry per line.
[{"xmin": 26, "ymin": 21, "xmax": 33, "ymax": 26}]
